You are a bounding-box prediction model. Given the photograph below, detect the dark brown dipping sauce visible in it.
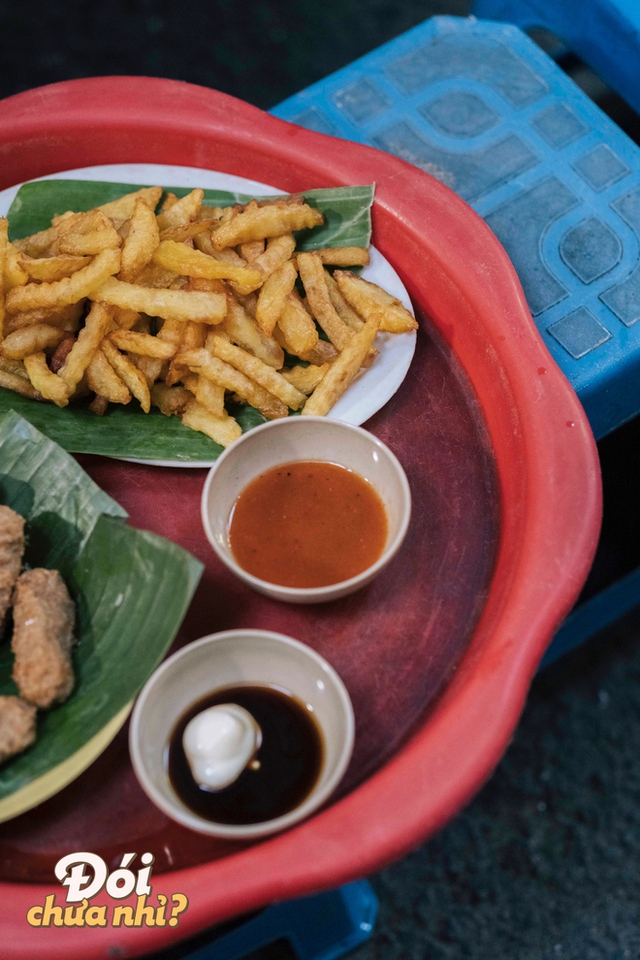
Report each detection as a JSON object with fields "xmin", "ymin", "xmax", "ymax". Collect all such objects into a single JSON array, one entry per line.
[
  {"xmin": 228, "ymin": 460, "xmax": 388, "ymax": 588},
  {"xmin": 167, "ymin": 685, "xmax": 324, "ymax": 825}
]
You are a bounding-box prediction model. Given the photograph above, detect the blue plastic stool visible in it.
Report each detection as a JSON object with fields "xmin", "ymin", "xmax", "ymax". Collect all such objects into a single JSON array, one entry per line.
[
  {"xmin": 271, "ymin": 15, "xmax": 640, "ymax": 662},
  {"xmin": 472, "ymin": 0, "xmax": 640, "ymax": 116}
]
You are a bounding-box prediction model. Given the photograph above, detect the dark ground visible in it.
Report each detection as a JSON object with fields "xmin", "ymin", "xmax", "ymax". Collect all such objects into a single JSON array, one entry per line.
[{"xmin": 2, "ymin": 1, "xmax": 640, "ymax": 958}]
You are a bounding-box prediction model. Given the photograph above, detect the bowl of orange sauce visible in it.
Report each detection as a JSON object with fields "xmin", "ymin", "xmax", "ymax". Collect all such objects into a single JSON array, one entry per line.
[{"xmin": 201, "ymin": 417, "xmax": 411, "ymax": 603}]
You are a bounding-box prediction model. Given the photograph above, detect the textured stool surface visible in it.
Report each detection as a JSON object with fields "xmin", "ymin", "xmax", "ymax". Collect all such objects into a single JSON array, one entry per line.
[{"xmin": 272, "ymin": 16, "xmax": 640, "ymax": 438}]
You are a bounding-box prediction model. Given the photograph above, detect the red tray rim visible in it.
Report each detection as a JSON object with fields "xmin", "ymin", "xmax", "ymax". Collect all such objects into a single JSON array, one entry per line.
[{"xmin": 0, "ymin": 76, "xmax": 601, "ymax": 957}]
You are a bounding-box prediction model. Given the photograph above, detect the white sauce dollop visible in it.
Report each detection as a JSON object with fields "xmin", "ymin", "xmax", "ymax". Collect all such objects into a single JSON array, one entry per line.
[{"xmin": 182, "ymin": 703, "xmax": 262, "ymax": 791}]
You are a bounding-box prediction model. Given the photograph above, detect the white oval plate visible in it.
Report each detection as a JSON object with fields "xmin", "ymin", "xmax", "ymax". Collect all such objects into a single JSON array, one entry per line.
[{"xmin": 0, "ymin": 164, "xmax": 417, "ymax": 468}]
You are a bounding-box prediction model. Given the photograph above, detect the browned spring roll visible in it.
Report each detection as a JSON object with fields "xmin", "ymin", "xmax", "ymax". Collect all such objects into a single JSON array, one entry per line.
[
  {"xmin": 0, "ymin": 696, "xmax": 37, "ymax": 764},
  {"xmin": 0, "ymin": 506, "xmax": 24, "ymax": 633},
  {"xmin": 12, "ymin": 569, "xmax": 75, "ymax": 709}
]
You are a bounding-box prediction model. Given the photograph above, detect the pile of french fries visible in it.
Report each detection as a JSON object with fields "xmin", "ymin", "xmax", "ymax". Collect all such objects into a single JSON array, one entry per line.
[{"xmin": 0, "ymin": 185, "xmax": 417, "ymax": 447}]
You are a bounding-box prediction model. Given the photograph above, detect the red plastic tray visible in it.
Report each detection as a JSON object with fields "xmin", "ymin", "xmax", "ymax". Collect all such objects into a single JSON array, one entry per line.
[{"xmin": 0, "ymin": 78, "xmax": 600, "ymax": 958}]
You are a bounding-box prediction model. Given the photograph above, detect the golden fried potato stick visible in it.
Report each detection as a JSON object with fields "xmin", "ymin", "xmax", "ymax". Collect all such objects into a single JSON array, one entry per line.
[
  {"xmin": 297, "ymin": 252, "xmax": 352, "ymax": 350},
  {"xmin": 91, "ymin": 277, "xmax": 227, "ymax": 324},
  {"xmin": 211, "ymin": 203, "xmax": 323, "ymax": 249},
  {"xmin": 281, "ymin": 363, "xmax": 329, "ymax": 395},
  {"xmin": 224, "ymin": 295, "xmax": 284, "ymax": 369},
  {"xmin": 195, "ymin": 230, "xmax": 247, "ymax": 266},
  {"xmin": 209, "ymin": 336, "xmax": 306, "ymax": 410},
  {"xmin": 2, "ymin": 323, "xmax": 66, "ymax": 359},
  {"xmin": 0, "ymin": 368, "xmax": 41, "ymax": 399},
  {"xmin": 108, "ymin": 329, "xmax": 176, "ymax": 359},
  {"xmin": 277, "ymin": 293, "xmax": 319, "ymax": 356},
  {"xmin": 5, "ymin": 248, "xmax": 121, "ymax": 314},
  {"xmin": 156, "ymin": 189, "xmax": 204, "ymax": 232},
  {"xmin": 59, "ymin": 300, "xmax": 117, "ymax": 393},
  {"xmin": 96, "ymin": 186, "xmax": 162, "ymax": 229},
  {"xmin": 4, "ymin": 302, "xmax": 84, "ymax": 336},
  {"xmin": 132, "ymin": 354, "xmax": 164, "ymax": 388},
  {"xmin": 233, "ymin": 234, "xmax": 298, "ymax": 297},
  {"xmin": 57, "ymin": 226, "xmax": 121, "ymax": 256},
  {"xmin": 89, "ymin": 395, "xmax": 109, "ymax": 415},
  {"xmin": 119, "ymin": 198, "xmax": 160, "ymax": 283},
  {"xmin": 323, "ymin": 269, "xmax": 363, "ymax": 330},
  {"xmin": 20, "ymin": 254, "xmax": 90, "ymax": 283},
  {"xmin": 239, "ymin": 239, "xmax": 265, "ymax": 262},
  {"xmin": 194, "ymin": 375, "xmax": 225, "ymax": 417},
  {"xmin": 151, "ymin": 382, "xmax": 193, "ymax": 417},
  {"xmin": 159, "ymin": 218, "xmax": 218, "ymax": 243},
  {"xmin": 302, "ymin": 315, "xmax": 381, "ymax": 416},
  {"xmin": 153, "ymin": 240, "xmax": 263, "ymax": 287},
  {"xmin": 176, "ymin": 348, "xmax": 287, "ymax": 420},
  {"xmin": 0, "ymin": 219, "xmax": 7, "ymax": 339},
  {"xmin": 23, "ymin": 352, "xmax": 69, "ymax": 407},
  {"xmin": 165, "ymin": 319, "xmax": 206, "ymax": 386},
  {"xmin": 334, "ymin": 271, "xmax": 418, "ymax": 334},
  {"xmin": 101, "ymin": 339, "xmax": 151, "ymax": 412},
  {"xmin": 181, "ymin": 399, "xmax": 242, "ymax": 447},
  {"xmin": 298, "ymin": 246, "xmax": 370, "ymax": 267},
  {"xmin": 0, "ymin": 356, "xmax": 30, "ymax": 380},
  {"xmin": 86, "ymin": 349, "xmax": 131, "ymax": 405},
  {"xmin": 256, "ymin": 260, "xmax": 297, "ymax": 336},
  {"xmin": 134, "ymin": 261, "xmax": 181, "ymax": 289},
  {"xmin": 4, "ymin": 241, "xmax": 28, "ymax": 290}
]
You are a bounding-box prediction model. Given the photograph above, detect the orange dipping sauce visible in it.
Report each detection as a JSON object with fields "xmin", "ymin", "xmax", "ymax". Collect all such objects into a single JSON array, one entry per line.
[{"xmin": 229, "ymin": 461, "xmax": 388, "ymax": 588}]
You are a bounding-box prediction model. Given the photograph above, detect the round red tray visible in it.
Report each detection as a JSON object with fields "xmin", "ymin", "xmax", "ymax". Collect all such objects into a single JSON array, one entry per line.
[{"xmin": 0, "ymin": 78, "xmax": 600, "ymax": 958}]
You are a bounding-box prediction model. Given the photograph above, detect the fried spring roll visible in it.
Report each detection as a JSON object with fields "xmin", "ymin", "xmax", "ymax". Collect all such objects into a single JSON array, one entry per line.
[
  {"xmin": 0, "ymin": 696, "xmax": 36, "ymax": 764},
  {"xmin": 12, "ymin": 568, "xmax": 75, "ymax": 709},
  {"xmin": 0, "ymin": 506, "xmax": 24, "ymax": 633}
]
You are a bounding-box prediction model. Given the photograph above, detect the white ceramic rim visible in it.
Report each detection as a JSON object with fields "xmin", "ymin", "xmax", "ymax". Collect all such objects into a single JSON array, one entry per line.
[
  {"xmin": 129, "ymin": 629, "xmax": 356, "ymax": 838},
  {"xmin": 201, "ymin": 416, "xmax": 412, "ymax": 601}
]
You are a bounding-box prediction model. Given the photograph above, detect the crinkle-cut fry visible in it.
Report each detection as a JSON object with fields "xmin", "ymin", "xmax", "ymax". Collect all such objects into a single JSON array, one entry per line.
[
  {"xmin": 134, "ymin": 261, "xmax": 181, "ymax": 289},
  {"xmin": 4, "ymin": 302, "xmax": 84, "ymax": 336},
  {"xmin": 232, "ymin": 235, "xmax": 297, "ymax": 296},
  {"xmin": 2, "ymin": 323, "xmax": 66, "ymax": 359},
  {"xmin": 299, "ymin": 246, "xmax": 370, "ymax": 267},
  {"xmin": 211, "ymin": 203, "xmax": 323, "ymax": 250},
  {"xmin": 56, "ymin": 226, "xmax": 121, "ymax": 256},
  {"xmin": 334, "ymin": 270, "xmax": 418, "ymax": 334},
  {"xmin": 256, "ymin": 260, "xmax": 297, "ymax": 336},
  {"xmin": 165, "ymin": 320, "xmax": 206, "ymax": 386},
  {"xmin": 176, "ymin": 348, "xmax": 287, "ymax": 420},
  {"xmin": 194, "ymin": 375, "xmax": 225, "ymax": 417},
  {"xmin": 0, "ymin": 356, "xmax": 30, "ymax": 380},
  {"xmin": 151, "ymin": 382, "xmax": 193, "ymax": 417},
  {"xmin": 239, "ymin": 239, "xmax": 265, "ymax": 262},
  {"xmin": 4, "ymin": 242, "xmax": 28, "ymax": 289},
  {"xmin": 108, "ymin": 329, "xmax": 176, "ymax": 359},
  {"xmin": 132, "ymin": 353, "xmax": 164, "ymax": 388},
  {"xmin": 323, "ymin": 269, "xmax": 364, "ymax": 330},
  {"xmin": 277, "ymin": 293, "xmax": 319, "ymax": 356},
  {"xmin": 86, "ymin": 349, "xmax": 131, "ymax": 405},
  {"xmin": 23, "ymin": 352, "xmax": 69, "ymax": 407},
  {"xmin": 297, "ymin": 252, "xmax": 352, "ymax": 350},
  {"xmin": 156, "ymin": 189, "xmax": 204, "ymax": 232},
  {"xmin": 119, "ymin": 198, "xmax": 160, "ymax": 283},
  {"xmin": 303, "ymin": 315, "xmax": 381, "ymax": 417},
  {"xmin": 209, "ymin": 336, "xmax": 305, "ymax": 410},
  {"xmin": 89, "ymin": 395, "xmax": 109, "ymax": 415},
  {"xmin": 159, "ymin": 218, "xmax": 218, "ymax": 243},
  {"xmin": 113, "ymin": 307, "xmax": 141, "ymax": 330},
  {"xmin": 181, "ymin": 399, "xmax": 242, "ymax": 447},
  {"xmin": 153, "ymin": 240, "xmax": 263, "ymax": 287},
  {"xmin": 90, "ymin": 277, "xmax": 227, "ymax": 324},
  {"xmin": 281, "ymin": 363, "xmax": 329, "ymax": 395},
  {"xmin": 101, "ymin": 339, "xmax": 151, "ymax": 413},
  {"xmin": 12, "ymin": 213, "xmax": 83, "ymax": 257},
  {"xmin": 194, "ymin": 230, "xmax": 247, "ymax": 266},
  {"xmin": 0, "ymin": 218, "xmax": 7, "ymax": 338},
  {"xmin": 59, "ymin": 300, "xmax": 117, "ymax": 392},
  {"xmin": 20, "ymin": 253, "xmax": 91, "ymax": 283},
  {"xmin": 224, "ymin": 295, "xmax": 284, "ymax": 369},
  {"xmin": 0, "ymin": 368, "xmax": 41, "ymax": 399},
  {"xmin": 97, "ymin": 186, "xmax": 162, "ymax": 229},
  {"xmin": 5, "ymin": 248, "xmax": 121, "ymax": 314}
]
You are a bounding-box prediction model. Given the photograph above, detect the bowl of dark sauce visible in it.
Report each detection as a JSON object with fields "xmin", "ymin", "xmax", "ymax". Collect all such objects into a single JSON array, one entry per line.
[{"xmin": 129, "ymin": 629, "xmax": 354, "ymax": 838}]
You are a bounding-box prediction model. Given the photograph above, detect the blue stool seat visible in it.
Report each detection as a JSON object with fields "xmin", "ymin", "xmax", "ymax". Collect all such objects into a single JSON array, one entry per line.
[{"xmin": 273, "ymin": 16, "xmax": 640, "ymax": 441}]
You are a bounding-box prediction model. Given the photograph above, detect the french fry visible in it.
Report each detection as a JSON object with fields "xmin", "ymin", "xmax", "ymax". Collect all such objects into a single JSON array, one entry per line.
[
  {"xmin": 108, "ymin": 329, "xmax": 176, "ymax": 359},
  {"xmin": 234, "ymin": 235, "xmax": 297, "ymax": 295},
  {"xmin": 211, "ymin": 203, "xmax": 323, "ymax": 249},
  {"xmin": 224, "ymin": 296, "xmax": 284, "ymax": 369},
  {"xmin": 132, "ymin": 354, "xmax": 165, "ymax": 388},
  {"xmin": 119, "ymin": 198, "xmax": 160, "ymax": 283},
  {"xmin": 20, "ymin": 254, "xmax": 91, "ymax": 283},
  {"xmin": 303, "ymin": 315, "xmax": 381, "ymax": 416},
  {"xmin": 298, "ymin": 339, "xmax": 339, "ymax": 366},
  {"xmin": 165, "ymin": 320, "xmax": 206, "ymax": 386},
  {"xmin": 2, "ymin": 323, "xmax": 66, "ymax": 359},
  {"xmin": 334, "ymin": 271, "xmax": 418, "ymax": 334},
  {"xmin": 4, "ymin": 242, "xmax": 29, "ymax": 289},
  {"xmin": 194, "ymin": 375, "xmax": 225, "ymax": 417},
  {"xmin": 5, "ymin": 248, "xmax": 121, "ymax": 314},
  {"xmin": 90, "ymin": 278, "xmax": 227, "ymax": 324},
  {"xmin": 159, "ymin": 218, "xmax": 218, "ymax": 243},
  {"xmin": 4, "ymin": 302, "xmax": 84, "ymax": 335},
  {"xmin": 57, "ymin": 226, "xmax": 121, "ymax": 256},
  {"xmin": 181, "ymin": 399, "xmax": 242, "ymax": 447},
  {"xmin": 89, "ymin": 395, "xmax": 109, "ymax": 415},
  {"xmin": 281, "ymin": 363, "xmax": 329, "ymax": 395},
  {"xmin": 135, "ymin": 261, "xmax": 181, "ymax": 289},
  {"xmin": 151, "ymin": 382, "xmax": 193, "ymax": 417},
  {"xmin": 209, "ymin": 336, "xmax": 306, "ymax": 410},
  {"xmin": 97, "ymin": 186, "xmax": 162, "ymax": 229},
  {"xmin": 0, "ymin": 218, "xmax": 7, "ymax": 338},
  {"xmin": 255, "ymin": 260, "xmax": 297, "ymax": 335},
  {"xmin": 176, "ymin": 348, "xmax": 287, "ymax": 420},
  {"xmin": 277, "ymin": 293, "xmax": 319, "ymax": 356},
  {"xmin": 299, "ymin": 246, "xmax": 370, "ymax": 267},
  {"xmin": 59, "ymin": 301, "xmax": 117, "ymax": 392},
  {"xmin": 152, "ymin": 240, "xmax": 263, "ymax": 287},
  {"xmin": 323, "ymin": 269, "xmax": 363, "ymax": 330},
  {"xmin": 156, "ymin": 189, "xmax": 204, "ymax": 232},
  {"xmin": 0, "ymin": 367, "xmax": 41, "ymax": 399},
  {"xmin": 239, "ymin": 239, "xmax": 265, "ymax": 262},
  {"xmin": 101, "ymin": 339, "xmax": 151, "ymax": 412},
  {"xmin": 194, "ymin": 230, "xmax": 247, "ymax": 266},
  {"xmin": 297, "ymin": 252, "xmax": 352, "ymax": 350},
  {"xmin": 86, "ymin": 349, "xmax": 131, "ymax": 405},
  {"xmin": 23, "ymin": 352, "xmax": 69, "ymax": 407},
  {"xmin": 0, "ymin": 356, "xmax": 30, "ymax": 380}
]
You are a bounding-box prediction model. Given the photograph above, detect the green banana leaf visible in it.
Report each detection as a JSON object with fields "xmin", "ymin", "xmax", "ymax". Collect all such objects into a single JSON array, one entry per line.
[
  {"xmin": 0, "ymin": 411, "xmax": 203, "ymax": 798},
  {"xmin": 3, "ymin": 179, "xmax": 374, "ymax": 462}
]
